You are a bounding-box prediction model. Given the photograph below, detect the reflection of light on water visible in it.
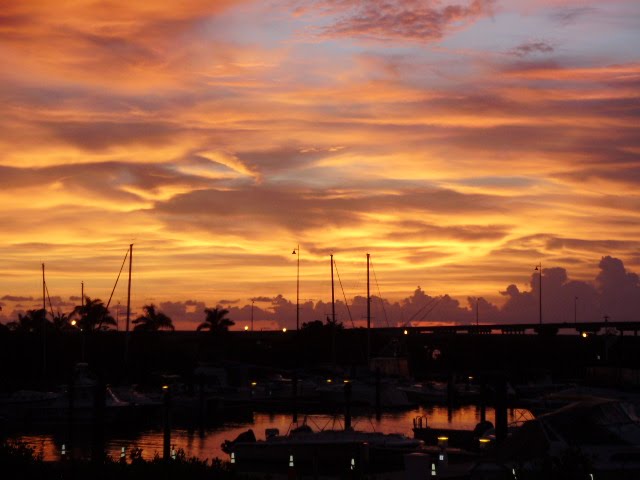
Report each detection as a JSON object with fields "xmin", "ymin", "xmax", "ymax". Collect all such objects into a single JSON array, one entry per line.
[
  {"xmin": 14, "ymin": 434, "xmax": 58, "ymax": 460},
  {"xmin": 10, "ymin": 406, "xmax": 531, "ymax": 462}
]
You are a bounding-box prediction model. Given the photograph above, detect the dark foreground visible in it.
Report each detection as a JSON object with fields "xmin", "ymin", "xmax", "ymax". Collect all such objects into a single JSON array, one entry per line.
[
  {"xmin": 0, "ymin": 441, "xmax": 234, "ymax": 480},
  {"xmin": 2, "ymin": 327, "xmax": 639, "ymax": 390}
]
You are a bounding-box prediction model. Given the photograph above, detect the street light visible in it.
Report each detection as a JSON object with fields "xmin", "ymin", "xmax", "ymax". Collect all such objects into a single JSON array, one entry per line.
[
  {"xmin": 534, "ymin": 263, "xmax": 542, "ymax": 325},
  {"xmin": 292, "ymin": 245, "xmax": 300, "ymax": 331}
]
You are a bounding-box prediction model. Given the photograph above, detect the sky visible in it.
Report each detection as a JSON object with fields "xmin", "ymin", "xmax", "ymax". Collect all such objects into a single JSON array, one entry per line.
[{"xmin": 0, "ymin": 0, "xmax": 639, "ymax": 329}]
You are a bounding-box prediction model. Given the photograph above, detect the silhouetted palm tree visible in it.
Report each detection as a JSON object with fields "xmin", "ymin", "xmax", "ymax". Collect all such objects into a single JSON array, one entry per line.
[
  {"xmin": 133, "ymin": 304, "xmax": 174, "ymax": 332},
  {"xmin": 197, "ymin": 307, "xmax": 234, "ymax": 333},
  {"xmin": 71, "ymin": 296, "xmax": 116, "ymax": 331},
  {"xmin": 7, "ymin": 308, "xmax": 49, "ymax": 332},
  {"xmin": 53, "ymin": 311, "xmax": 74, "ymax": 332}
]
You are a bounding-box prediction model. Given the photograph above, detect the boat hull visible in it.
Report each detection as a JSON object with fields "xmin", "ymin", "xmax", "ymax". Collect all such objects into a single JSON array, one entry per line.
[{"xmin": 229, "ymin": 430, "xmax": 423, "ymax": 474}]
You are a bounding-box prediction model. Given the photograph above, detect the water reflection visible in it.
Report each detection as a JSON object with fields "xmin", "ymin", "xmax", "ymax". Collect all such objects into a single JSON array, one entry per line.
[{"xmin": 11, "ymin": 405, "xmax": 530, "ymax": 461}]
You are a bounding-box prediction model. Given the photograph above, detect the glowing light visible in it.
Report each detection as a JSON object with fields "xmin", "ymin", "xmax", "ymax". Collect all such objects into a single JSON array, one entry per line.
[
  {"xmin": 71, "ymin": 320, "xmax": 77, "ymax": 326},
  {"xmin": 282, "ymin": 327, "xmax": 287, "ymax": 333},
  {"xmin": 403, "ymin": 329, "xmax": 408, "ymax": 335},
  {"xmin": 244, "ymin": 325, "xmax": 249, "ymax": 331},
  {"xmin": 582, "ymin": 332, "xmax": 588, "ymax": 338}
]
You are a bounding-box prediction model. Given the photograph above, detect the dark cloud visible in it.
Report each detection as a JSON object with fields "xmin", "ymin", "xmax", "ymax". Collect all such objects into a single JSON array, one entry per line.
[
  {"xmin": 550, "ymin": 256, "xmax": 586, "ymax": 265},
  {"xmin": 158, "ymin": 300, "xmax": 209, "ymax": 329},
  {"xmin": 38, "ymin": 120, "xmax": 178, "ymax": 152},
  {"xmin": 45, "ymin": 296, "xmax": 75, "ymax": 308},
  {"xmin": 385, "ymin": 222, "xmax": 510, "ymax": 242},
  {"xmin": 546, "ymin": 237, "xmax": 638, "ymax": 253},
  {"xmin": 237, "ymin": 145, "xmax": 340, "ymax": 175},
  {"xmin": 0, "ymin": 162, "xmax": 215, "ymax": 204},
  {"xmin": 309, "ymin": 0, "xmax": 495, "ymax": 42},
  {"xmin": 0, "ymin": 1, "xmax": 243, "ymax": 84},
  {"xmin": 1, "ymin": 295, "xmax": 34, "ymax": 302},
  {"xmin": 156, "ymin": 184, "xmax": 503, "ymax": 234},
  {"xmin": 549, "ymin": 6, "xmax": 597, "ymax": 26},
  {"xmin": 596, "ymin": 256, "xmax": 640, "ymax": 322},
  {"xmin": 556, "ymin": 166, "xmax": 640, "ymax": 188},
  {"xmin": 252, "ymin": 296, "xmax": 274, "ymax": 302},
  {"xmin": 430, "ymin": 123, "xmax": 639, "ymax": 169},
  {"xmin": 218, "ymin": 299, "xmax": 240, "ymax": 305},
  {"xmin": 497, "ymin": 256, "xmax": 640, "ymax": 324},
  {"xmin": 73, "ymin": 30, "xmax": 163, "ymax": 69},
  {"xmin": 400, "ymin": 250, "xmax": 457, "ymax": 265},
  {"xmin": 509, "ymin": 41, "xmax": 554, "ymax": 57}
]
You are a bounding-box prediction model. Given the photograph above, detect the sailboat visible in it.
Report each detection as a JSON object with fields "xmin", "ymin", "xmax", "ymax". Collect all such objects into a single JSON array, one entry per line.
[{"xmin": 315, "ymin": 254, "xmax": 412, "ymax": 408}]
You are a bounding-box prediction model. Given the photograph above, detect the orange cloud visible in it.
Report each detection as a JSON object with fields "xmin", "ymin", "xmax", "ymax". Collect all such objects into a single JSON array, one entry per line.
[{"xmin": 0, "ymin": 0, "xmax": 638, "ymax": 327}]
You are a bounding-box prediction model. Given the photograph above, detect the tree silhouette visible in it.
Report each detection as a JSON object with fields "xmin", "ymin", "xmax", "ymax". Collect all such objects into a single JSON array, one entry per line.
[
  {"xmin": 301, "ymin": 319, "xmax": 324, "ymax": 332},
  {"xmin": 71, "ymin": 296, "xmax": 116, "ymax": 331},
  {"xmin": 7, "ymin": 308, "xmax": 49, "ymax": 332},
  {"xmin": 133, "ymin": 304, "xmax": 174, "ymax": 332},
  {"xmin": 53, "ymin": 311, "xmax": 74, "ymax": 332},
  {"xmin": 301, "ymin": 316, "xmax": 343, "ymax": 332},
  {"xmin": 197, "ymin": 307, "xmax": 234, "ymax": 333}
]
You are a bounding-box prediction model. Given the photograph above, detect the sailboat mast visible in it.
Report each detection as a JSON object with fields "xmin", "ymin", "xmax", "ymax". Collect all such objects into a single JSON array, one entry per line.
[
  {"xmin": 367, "ymin": 253, "xmax": 371, "ymax": 366},
  {"xmin": 331, "ymin": 254, "xmax": 335, "ymax": 323},
  {"xmin": 42, "ymin": 263, "xmax": 47, "ymax": 379},
  {"xmin": 126, "ymin": 244, "xmax": 133, "ymax": 333},
  {"xmin": 331, "ymin": 254, "xmax": 336, "ymax": 369},
  {"xmin": 42, "ymin": 263, "xmax": 46, "ymax": 311}
]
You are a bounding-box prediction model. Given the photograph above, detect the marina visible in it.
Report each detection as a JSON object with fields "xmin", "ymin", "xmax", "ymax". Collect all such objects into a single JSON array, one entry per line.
[{"xmin": 7, "ymin": 405, "xmax": 527, "ymax": 462}]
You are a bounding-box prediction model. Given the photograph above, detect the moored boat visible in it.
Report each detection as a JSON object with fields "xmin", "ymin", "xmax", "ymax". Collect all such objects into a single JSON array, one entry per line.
[{"xmin": 222, "ymin": 421, "xmax": 424, "ymax": 474}]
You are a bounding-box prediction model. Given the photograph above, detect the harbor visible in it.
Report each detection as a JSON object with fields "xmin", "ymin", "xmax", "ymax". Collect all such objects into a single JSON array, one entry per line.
[{"xmin": 2, "ymin": 325, "xmax": 640, "ymax": 478}]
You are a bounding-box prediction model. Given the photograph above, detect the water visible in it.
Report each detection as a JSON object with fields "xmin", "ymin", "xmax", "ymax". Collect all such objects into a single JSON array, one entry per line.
[{"xmin": 10, "ymin": 405, "xmax": 531, "ymax": 462}]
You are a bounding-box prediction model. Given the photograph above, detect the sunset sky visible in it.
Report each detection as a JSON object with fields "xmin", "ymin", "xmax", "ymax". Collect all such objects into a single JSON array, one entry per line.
[{"xmin": 1, "ymin": 0, "xmax": 639, "ymax": 329}]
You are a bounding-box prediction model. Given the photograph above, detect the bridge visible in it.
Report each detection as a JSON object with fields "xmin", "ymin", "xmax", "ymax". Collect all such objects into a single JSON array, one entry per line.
[{"xmin": 378, "ymin": 320, "xmax": 640, "ymax": 336}]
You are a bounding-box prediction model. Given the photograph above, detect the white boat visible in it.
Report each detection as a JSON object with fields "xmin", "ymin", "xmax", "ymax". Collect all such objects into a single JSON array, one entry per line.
[
  {"xmin": 223, "ymin": 421, "xmax": 424, "ymax": 473},
  {"xmin": 31, "ymin": 363, "xmax": 130, "ymax": 425},
  {"xmin": 497, "ymin": 398, "xmax": 640, "ymax": 475},
  {"xmin": 398, "ymin": 382, "xmax": 448, "ymax": 403}
]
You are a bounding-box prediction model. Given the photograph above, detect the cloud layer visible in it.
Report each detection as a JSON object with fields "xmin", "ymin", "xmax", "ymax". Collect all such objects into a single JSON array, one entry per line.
[{"xmin": 0, "ymin": 0, "xmax": 639, "ymax": 326}]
